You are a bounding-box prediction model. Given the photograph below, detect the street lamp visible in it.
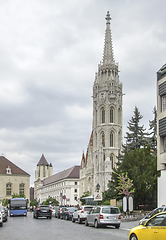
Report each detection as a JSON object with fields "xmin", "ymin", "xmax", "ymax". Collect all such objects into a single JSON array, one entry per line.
[{"xmin": 96, "ymin": 183, "xmax": 100, "ymax": 192}]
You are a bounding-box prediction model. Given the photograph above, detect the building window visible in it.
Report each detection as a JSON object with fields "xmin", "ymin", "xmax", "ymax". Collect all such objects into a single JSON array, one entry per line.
[
  {"xmin": 110, "ymin": 132, "xmax": 114, "ymax": 147},
  {"xmin": 161, "ymin": 95, "xmax": 166, "ymax": 112},
  {"xmin": 75, "ymin": 182, "xmax": 77, "ymax": 185},
  {"xmin": 6, "ymin": 183, "xmax": 12, "ymax": 196},
  {"xmin": 74, "ymin": 196, "xmax": 77, "ymax": 201},
  {"xmin": 110, "ymin": 154, "xmax": 114, "ymax": 169},
  {"xmin": 75, "ymin": 189, "xmax": 77, "ymax": 193},
  {"xmin": 101, "ymin": 132, "xmax": 105, "ymax": 147},
  {"xmin": 43, "ymin": 166, "xmax": 45, "ymax": 177},
  {"xmin": 19, "ymin": 183, "xmax": 24, "ymax": 195},
  {"xmin": 110, "ymin": 108, "xmax": 114, "ymax": 123},
  {"xmin": 101, "ymin": 107, "xmax": 105, "ymax": 123}
]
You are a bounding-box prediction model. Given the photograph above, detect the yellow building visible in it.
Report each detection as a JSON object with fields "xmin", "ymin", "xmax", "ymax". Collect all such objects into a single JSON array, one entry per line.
[{"xmin": 0, "ymin": 156, "xmax": 30, "ymax": 204}]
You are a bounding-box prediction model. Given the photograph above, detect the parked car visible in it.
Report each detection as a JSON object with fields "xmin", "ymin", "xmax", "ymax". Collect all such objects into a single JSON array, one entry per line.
[
  {"xmin": 85, "ymin": 205, "xmax": 121, "ymax": 228},
  {"xmin": 56, "ymin": 207, "xmax": 66, "ymax": 219},
  {"xmin": 62, "ymin": 207, "xmax": 78, "ymax": 220},
  {"xmin": 50, "ymin": 206, "xmax": 59, "ymax": 218},
  {"xmin": 129, "ymin": 211, "xmax": 166, "ymax": 240},
  {"xmin": 139, "ymin": 205, "xmax": 166, "ymax": 224},
  {"xmin": 0, "ymin": 211, "xmax": 3, "ymax": 227},
  {"xmin": 72, "ymin": 205, "xmax": 94, "ymax": 224},
  {"xmin": 33, "ymin": 205, "xmax": 53, "ymax": 219},
  {"xmin": 0, "ymin": 206, "xmax": 8, "ymax": 222}
]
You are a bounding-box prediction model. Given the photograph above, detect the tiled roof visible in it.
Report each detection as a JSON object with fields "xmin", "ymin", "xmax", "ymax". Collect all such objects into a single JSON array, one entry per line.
[
  {"xmin": 37, "ymin": 154, "xmax": 49, "ymax": 166},
  {"xmin": 43, "ymin": 165, "xmax": 80, "ymax": 186},
  {"xmin": 0, "ymin": 156, "xmax": 30, "ymax": 175}
]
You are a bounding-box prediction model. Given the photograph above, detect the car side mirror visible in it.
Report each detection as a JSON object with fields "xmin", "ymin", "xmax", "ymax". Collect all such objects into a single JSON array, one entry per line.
[{"xmin": 140, "ymin": 221, "xmax": 146, "ymax": 226}]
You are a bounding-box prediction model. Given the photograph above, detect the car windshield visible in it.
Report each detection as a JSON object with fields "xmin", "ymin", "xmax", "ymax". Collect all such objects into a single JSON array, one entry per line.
[
  {"xmin": 84, "ymin": 207, "xmax": 93, "ymax": 211},
  {"xmin": 40, "ymin": 206, "xmax": 49, "ymax": 210},
  {"xmin": 102, "ymin": 207, "xmax": 120, "ymax": 214}
]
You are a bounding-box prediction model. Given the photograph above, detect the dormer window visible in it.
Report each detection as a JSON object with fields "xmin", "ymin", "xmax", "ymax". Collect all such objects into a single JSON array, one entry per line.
[{"xmin": 6, "ymin": 166, "xmax": 12, "ymax": 174}]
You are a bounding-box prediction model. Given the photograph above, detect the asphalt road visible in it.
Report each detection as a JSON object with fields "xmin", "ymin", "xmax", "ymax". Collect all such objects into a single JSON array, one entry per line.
[{"xmin": 0, "ymin": 212, "xmax": 140, "ymax": 240}]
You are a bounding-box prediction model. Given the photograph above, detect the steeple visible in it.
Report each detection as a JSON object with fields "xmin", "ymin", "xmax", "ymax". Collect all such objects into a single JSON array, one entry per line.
[{"xmin": 102, "ymin": 11, "xmax": 114, "ymax": 65}]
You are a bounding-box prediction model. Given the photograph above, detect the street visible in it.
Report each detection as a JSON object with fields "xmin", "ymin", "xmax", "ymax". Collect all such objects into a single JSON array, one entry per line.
[{"xmin": 0, "ymin": 212, "xmax": 140, "ymax": 240}]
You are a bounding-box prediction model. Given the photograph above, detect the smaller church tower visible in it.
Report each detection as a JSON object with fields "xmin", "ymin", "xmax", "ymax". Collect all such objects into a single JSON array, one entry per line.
[{"xmin": 35, "ymin": 154, "xmax": 53, "ymax": 181}]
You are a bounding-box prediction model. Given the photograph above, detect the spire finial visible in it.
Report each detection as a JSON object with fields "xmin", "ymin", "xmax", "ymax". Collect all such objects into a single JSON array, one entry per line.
[{"xmin": 105, "ymin": 11, "xmax": 111, "ymax": 24}]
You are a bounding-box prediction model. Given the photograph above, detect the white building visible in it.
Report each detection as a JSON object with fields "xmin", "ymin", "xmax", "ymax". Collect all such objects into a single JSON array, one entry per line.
[
  {"xmin": 79, "ymin": 12, "xmax": 123, "ymax": 197},
  {"xmin": 34, "ymin": 155, "xmax": 80, "ymax": 206},
  {"xmin": 157, "ymin": 63, "xmax": 166, "ymax": 207}
]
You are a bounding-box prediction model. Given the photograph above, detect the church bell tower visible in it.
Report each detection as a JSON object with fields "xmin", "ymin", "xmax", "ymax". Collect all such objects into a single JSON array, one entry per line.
[{"xmin": 92, "ymin": 11, "xmax": 123, "ymax": 192}]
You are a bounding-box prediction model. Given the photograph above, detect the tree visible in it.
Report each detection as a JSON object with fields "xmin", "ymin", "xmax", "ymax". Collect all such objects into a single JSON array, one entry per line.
[
  {"xmin": 2, "ymin": 198, "xmax": 8, "ymax": 207},
  {"xmin": 116, "ymin": 172, "xmax": 135, "ymax": 197},
  {"xmin": 113, "ymin": 146, "xmax": 160, "ymax": 209},
  {"xmin": 149, "ymin": 106, "xmax": 157, "ymax": 154},
  {"xmin": 12, "ymin": 193, "xmax": 26, "ymax": 198},
  {"xmin": 80, "ymin": 191, "xmax": 91, "ymax": 205},
  {"xmin": 41, "ymin": 197, "xmax": 59, "ymax": 206},
  {"xmin": 124, "ymin": 106, "xmax": 148, "ymax": 153},
  {"xmin": 30, "ymin": 199, "xmax": 38, "ymax": 207}
]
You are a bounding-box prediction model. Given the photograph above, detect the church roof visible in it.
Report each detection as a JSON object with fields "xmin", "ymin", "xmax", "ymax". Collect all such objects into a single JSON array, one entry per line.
[
  {"xmin": 43, "ymin": 165, "xmax": 80, "ymax": 186},
  {"xmin": 0, "ymin": 156, "xmax": 30, "ymax": 175},
  {"xmin": 37, "ymin": 154, "xmax": 49, "ymax": 166}
]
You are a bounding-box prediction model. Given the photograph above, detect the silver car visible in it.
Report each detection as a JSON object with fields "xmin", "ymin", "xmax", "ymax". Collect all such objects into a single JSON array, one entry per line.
[
  {"xmin": 0, "ymin": 211, "xmax": 3, "ymax": 227},
  {"xmin": 85, "ymin": 205, "xmax": 121, "ymax": 228}
]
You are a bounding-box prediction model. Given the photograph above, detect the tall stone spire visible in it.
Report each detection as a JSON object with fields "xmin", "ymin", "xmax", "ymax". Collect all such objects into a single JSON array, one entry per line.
[{"xmin": 103, "ymin": 11, "xmax": 114, "ymax": 65}]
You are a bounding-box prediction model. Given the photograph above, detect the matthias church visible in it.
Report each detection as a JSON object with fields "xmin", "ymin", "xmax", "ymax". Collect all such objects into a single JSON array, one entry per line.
[{"xmin": 79, "ymin": 11, "xmax": 123, "ymax": 196}]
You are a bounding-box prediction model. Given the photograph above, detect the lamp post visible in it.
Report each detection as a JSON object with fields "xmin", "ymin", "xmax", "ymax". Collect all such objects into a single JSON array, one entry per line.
[{"xmin": 96, "ymin": 183, "xmax": 100, "ymax": 192}]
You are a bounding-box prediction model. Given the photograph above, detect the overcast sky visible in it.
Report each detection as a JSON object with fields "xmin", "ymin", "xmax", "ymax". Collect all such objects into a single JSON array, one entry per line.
[{"xmin": 0, "ymin": 0, "xmax": 166, "ymax": 186}]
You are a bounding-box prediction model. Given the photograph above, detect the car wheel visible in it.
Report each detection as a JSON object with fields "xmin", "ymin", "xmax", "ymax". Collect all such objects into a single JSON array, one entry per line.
[
  {"xmin": 78, "ymin": 216, "xmax": 82, "ymax": 224},
  {"xmin": 85, "ymin": 219, "xmax": 89, "ymax": 226},
  {"xmin": 72, "ymin": 216, "xmax": 75, "ymax": 222},
  {"xmin": 94, "ymin": 220, "xmax": 99, "ymax": 228},
  {"xmin": 115, "ymin": 224, "xmax": 120, "ymax": 229},
  {"xmin": 0, "ymin": 222, "xmax": 3, "ymax": 227},
  {"xmin": 130, "ymin": 234, "xmax": 138, "ymax": 240}
]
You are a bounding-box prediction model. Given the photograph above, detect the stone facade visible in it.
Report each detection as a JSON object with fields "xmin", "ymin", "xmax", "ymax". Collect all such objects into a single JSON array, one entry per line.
[
  {"xmin": 79, "ymin": 12, "xmax": 123, "ymax": 197},
  {"xmin": 0, "ymin": 156, "xmax": 30, "ymax": 204},
  {"xmin": 35, "ymin": 165, "xmax": 80, "ymax": 206},
  {"xmin": 157, "ymin": 63, "xmax": 166, "ymax": 207}
]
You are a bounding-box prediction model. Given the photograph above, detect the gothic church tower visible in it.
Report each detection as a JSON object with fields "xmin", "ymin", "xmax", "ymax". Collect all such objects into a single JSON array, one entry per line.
[{"xmin": 80, "ymin": 12, "xmax": 123, "ymax": 196}]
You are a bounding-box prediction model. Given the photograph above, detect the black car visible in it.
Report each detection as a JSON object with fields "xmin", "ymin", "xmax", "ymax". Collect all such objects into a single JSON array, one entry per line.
[
  {"xmin": 33, "ymin": 205, "xmax": 52, "ymax": 219},
  {"xmin": 62, "ymin": 207, "xmax": 78, "ymax": 220}
]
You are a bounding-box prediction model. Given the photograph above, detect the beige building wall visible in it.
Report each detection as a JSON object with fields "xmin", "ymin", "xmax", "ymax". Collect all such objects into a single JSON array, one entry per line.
[{"xmin": 0, "ymin": 174, "xmax": 30, "ymax": 204}]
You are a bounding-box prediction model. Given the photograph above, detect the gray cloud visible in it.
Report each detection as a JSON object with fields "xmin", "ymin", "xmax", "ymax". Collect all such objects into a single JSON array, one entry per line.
[{"xmin": 0, "ymin": 0, "xmax": 165, "ymax": 185}]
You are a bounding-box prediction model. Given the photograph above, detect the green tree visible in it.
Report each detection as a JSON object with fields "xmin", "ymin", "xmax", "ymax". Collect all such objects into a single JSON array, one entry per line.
[
  {"xmin": 2, "ymin": 198, "xmax": 8, "ymax": 207},
  {"xmin": 80, "ymin": 191, "xmax": 91, "ymax": 205},
  {"xmin": 12, "ymin": 193, "xmax": 26, "ymax": 198},
  {"xmin": 41, "ymin": 197, "xmax": 59, "ymax": 206},
  {"xmin": 30, "ymin": 199, "xmax": 38, "ymax": 207},
  {"xmin": 124, "ymin": 106, "xmax": 148, "ymax": 153},
  {"xmin": 114, "ymin": 146, "xmax": 159, "ymax": 208}
]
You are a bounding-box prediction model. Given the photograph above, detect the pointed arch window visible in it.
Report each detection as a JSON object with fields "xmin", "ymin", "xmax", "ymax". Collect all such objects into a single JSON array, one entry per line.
[
  {"xmin": 101, "ymin": 132, "xmax": 105, "ymax": 147},
  {"xmin": 110, "ymin": 108, "xmax": 114, "ymax": 123},
  {"xmin": 110, "ymin": 154, "xmax": 114, "ymax": 169},
  {"xmin": 6, "ymin": 182, "xmax": 12, "ymax": 196},
  {"xmin": 101, "ymin": 107, "xmax": 105, "ymax": 123},
  {"xmin": 110, "ymin": 131, "xmax": 114, "ymax": 147},
  {"xmin": 19, "ymin": 183, "xmax": 24, "ymax": 195}
]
